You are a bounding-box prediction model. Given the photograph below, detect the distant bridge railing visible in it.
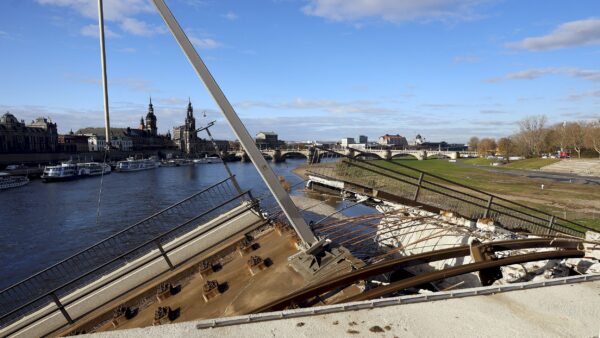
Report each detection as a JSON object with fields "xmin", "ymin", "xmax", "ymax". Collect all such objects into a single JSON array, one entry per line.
[
  {"xmin": 307, "ymin": 147, "xmax": 593, "ymax": 238},
  {"xmin": 0, "ymin": 176, "xmax": 253, "ymax": 334}
]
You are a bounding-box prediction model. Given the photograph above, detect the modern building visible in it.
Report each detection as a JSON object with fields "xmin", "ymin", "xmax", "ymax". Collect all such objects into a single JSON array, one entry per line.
[
  {"xmin": 358, "ymin": 135, "xmax": 368, "ymax": 144},
  {"xmin": 340, "ymin": 137, "xmax": 355, "ymax": 147},
  {"xmin": 378, "ymin": 134, "xmax": 408, "ymax": 147},
  {"xmin": 256, "ymin": 132, "xmax": 281, "ymax": 149},
  {"xmin": 173, "ymin": 100, "xmax": 199, "ymax": 154},
  {"xmin": 0, "ymin": 112, "xmax": 59, "ymax": 153}
]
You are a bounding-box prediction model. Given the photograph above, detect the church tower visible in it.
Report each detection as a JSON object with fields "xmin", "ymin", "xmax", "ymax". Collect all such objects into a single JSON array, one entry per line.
[
  {"xmin": 184, "ymin": 99, "xmax": 197, "ymax": 153},
  {"xmin": 145, "ymin": 97, "xmax": 158, "ymax": 136},
  {"xmin": 139, "ymin": 116, "xmax": 145, "ymax": 130},
  {"xmin": 185, "ymin": 98, "xmax": 196, "ymax": 134}
]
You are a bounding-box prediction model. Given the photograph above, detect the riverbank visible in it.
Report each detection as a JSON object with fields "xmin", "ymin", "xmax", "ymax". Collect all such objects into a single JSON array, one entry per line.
[{"xmin": 299, "ymin": 159, "xmax": 599, "ymax": 229}]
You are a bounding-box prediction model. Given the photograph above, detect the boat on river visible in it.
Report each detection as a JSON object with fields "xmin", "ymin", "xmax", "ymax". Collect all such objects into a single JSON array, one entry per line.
[
  {"xmin": 41, "ymin": 163, "xmax": 78, "ymax": 182},
  {"xmin": 77, "ymin": 162, "xmax": 111, "ymax": 177},
  {"xmin": 0, "ymin": 173, "xmax": 30, "ymax": 190},
  {"xmin": 116, "ymin": 157, "xmax": 159, "ymax": 172},
  {"xmin": 193, "ymin": 155, "xmax": 222, "ymax": 164}
]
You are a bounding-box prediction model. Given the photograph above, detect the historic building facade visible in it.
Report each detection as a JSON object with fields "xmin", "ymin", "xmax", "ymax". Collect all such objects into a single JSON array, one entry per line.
[
  {"xmin": 79, "ymin": 99, "xmax": 174, "ymax": 152},
  {"xmin": 173, "ymin": 100, "xmax": 199, "ymax": 154},
  {"xmin": 0, "ymin": 112, "xmax": 59, "ymax": 153}
]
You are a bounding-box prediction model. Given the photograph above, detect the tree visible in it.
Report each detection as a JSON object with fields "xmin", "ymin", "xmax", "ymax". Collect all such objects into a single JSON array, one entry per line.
[
  {"xmin": 545, "ymin": 122, "xmax": 568, "ymax": 153},
  {"xmin": 517, "ymin": 115, "xmax": 547, "ymax": 157},
  {"xmin": 497, "ymin": 137, "xmax": 513, "ymax": 162},
  {"xmin": 477, "ymin": 138, "xmax": 497, "ymax": 156},
  {"xmin": 468, "ymin": 136, "xmax": 479, "ymax": 152},
  {"xmin": 564, "ymin": 122, "xmax": 585, "ymax": 158},
  {"xmin": 584, "ymin": 120, "xmax": 600, "ymax": 158}
]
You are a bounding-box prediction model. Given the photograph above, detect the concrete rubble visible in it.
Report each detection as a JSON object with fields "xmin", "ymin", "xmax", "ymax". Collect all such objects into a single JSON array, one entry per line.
[{"xmin": 375, "ymin": 202, "xmax": 600, "ymax": 290}]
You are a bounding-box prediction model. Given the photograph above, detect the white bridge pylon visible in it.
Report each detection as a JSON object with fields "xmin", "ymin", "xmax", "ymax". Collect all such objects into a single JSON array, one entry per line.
[{"xmin": 150, "ymin": 0, "xmax": 318, "ymax": 247}]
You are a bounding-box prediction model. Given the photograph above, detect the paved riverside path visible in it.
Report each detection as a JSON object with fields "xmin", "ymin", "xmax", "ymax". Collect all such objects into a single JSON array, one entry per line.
[{"xmin": 91, "ymin": 279, "xmax": 600, "ymax": 337}]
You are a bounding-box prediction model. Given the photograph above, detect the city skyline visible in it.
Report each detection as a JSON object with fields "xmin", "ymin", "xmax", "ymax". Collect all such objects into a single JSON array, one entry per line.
[{"xmin": 0, "ymin": 0, "xmax": 598, "ymax": 142}]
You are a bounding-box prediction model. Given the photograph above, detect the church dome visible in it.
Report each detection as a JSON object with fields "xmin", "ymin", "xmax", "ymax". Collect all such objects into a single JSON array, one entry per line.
[{"xmin": 0, "ymin": 112, "xmax": 19, "ymax": 125}]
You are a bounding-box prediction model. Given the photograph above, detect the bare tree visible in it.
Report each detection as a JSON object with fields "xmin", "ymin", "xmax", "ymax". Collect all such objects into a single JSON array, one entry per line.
[
  {"xmin": 517, "ymin": 115, "xmax": 547, "ymax": 157},
  {"xmin": 477, "ymin": 138, "xmax": 497, "ymax": 156},
  {"xmin": 564, "ymin": 122, "xmax": 586, "ymax": 158},
  {"xmin": 584, "ymin": 120, "xmax": 600, "ymax": 158},
  {"xmin": 468, "ymin": 136, "xmax": 479, "ymax": 152},
  {"xmin": 497, "ymin": 137, "xmax": 513, "ymax": 162}
]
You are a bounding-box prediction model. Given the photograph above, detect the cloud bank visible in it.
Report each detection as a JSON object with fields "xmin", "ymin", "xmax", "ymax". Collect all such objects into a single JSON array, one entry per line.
[
  {"xmin": 302, "ymin": 0, "xmax": 488, "ymax": 23},
  {"xmin": 507, "ymin": 18, "xmax": 600, "ymax": 51}
]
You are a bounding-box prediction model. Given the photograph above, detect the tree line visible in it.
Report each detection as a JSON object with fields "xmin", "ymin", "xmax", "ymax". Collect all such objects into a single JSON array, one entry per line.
[{"xmin": 468, "ymin": 116, "xmax": 600, "ymax": 159}]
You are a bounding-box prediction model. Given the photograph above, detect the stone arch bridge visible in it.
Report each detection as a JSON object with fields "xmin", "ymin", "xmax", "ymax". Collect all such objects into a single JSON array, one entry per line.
[{"xmin": 230, "ymin": 148, "xmax": 477, "ymax": 163}]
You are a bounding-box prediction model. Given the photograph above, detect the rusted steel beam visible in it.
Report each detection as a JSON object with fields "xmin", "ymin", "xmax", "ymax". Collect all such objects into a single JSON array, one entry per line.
[
  {"xmin": 469, "ymin": 239, "xmax": 502, "ymax": 286},
  {"xmin": 254, "ymin": 238, "xmax": 582, "ymax": 312},
  {"xmin": 341, "ymin": 249, "xmax": 583, "ymax": 303}
]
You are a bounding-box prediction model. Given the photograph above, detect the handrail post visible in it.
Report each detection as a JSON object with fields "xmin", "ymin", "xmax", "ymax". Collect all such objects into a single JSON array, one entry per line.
[
  {"xmin": 413, "ymin": 173, "xmax": 425, "ymax": 201},
  {"xmin": 483, "ymin": 195, "xmax": 493, "ymax": 218},
  {"xmin": 155, "ymin": 240, "xmax": 175, "ymax": 270},
  {"xmin": 51, "ymin": 292, "xmax": 73, "ymax": 324},
  {"xmin": 547, "ymin": 216, "xmax": 555, "ymax": 235}
]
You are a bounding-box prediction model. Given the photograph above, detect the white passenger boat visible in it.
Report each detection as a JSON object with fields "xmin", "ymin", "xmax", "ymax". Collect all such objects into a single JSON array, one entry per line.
[
  {"xmin": 41, "ymin": 163, "xmax": 78, "ymax": 182},
  {"xmin": 0, "ymin": 173, "xmax": 29, "ymax": 190},
  {"xmin": 193, "ymin": 155, "xmax": 222, "ymax": 164},
  {"xmin": 77, "ymin": 162, "xmax": 111, "ymax": 176},
  {"xmin": 176, "ymin": 159, "xmax": 194, "ymax": 166},
  {"xmin": 116, "ymin": 158, "xmax": 159, "ymax": 172}
]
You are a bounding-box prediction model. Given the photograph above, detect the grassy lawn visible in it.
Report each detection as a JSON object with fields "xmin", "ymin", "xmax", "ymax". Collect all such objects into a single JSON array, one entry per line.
[
  {"xmin": 369, "ymin": 158, "xmax": 600, "ymax": 230},
  {"xmin": 462, "ymin": 158, "xmax": 497, "ymax": 166},
  {"xmin": 502, "ymin": 158, "xmax": 560, "ymax": 170}
]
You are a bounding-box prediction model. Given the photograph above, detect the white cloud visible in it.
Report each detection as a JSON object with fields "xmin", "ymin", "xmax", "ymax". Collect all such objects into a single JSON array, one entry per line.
[
  {"xmin": 0, "ymin": 30, "xmax": 9, "ymax": 38},
  {"xmin": 507, "ymin": 18, "xmax": 600, "ymax": 51},
  {"xmin": 80, "ymin": 24, "xmax": 120, "ymax": 38},
  {"xmin": 302, "ymin": 0, "xmax": 488, "ymax": 23},
  {"xmin": 486, "ymin": 68, "xmax": 600, "ymax": 83},
  {"xmin": 189, "ymin": 36, "xmax": 222, "ymax": 49},
  {"xmin": 36, "ymin": 0, "xmax": 164, "ymax": 37},
  {"xmin": 235, "ymin": 98, "xmax": 395, "ymax": 115},
  {"xmin": 566, "ymin": 90, "xmax": 600, "ymax": 101},
  {"xmin": 120, "ymin": 17, "xmax": 166, "ymax": 36},
  {"xmin": 223, "ymin": 11, "xmax": 238, "ymax": 21}
]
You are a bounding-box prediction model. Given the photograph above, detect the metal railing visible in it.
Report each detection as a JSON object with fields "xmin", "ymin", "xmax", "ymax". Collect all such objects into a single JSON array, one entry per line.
[
  {"xmin": 0, "ymin": 176, "xmax": 252, "ymax": 331},
  {"xmin": 307, "ymin": 148, "xmax": 593, "ymax": 238}
]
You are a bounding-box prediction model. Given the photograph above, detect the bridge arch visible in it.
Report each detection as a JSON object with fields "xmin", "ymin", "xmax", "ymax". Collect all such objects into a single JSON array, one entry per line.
[
  {"xmin": 390, "ymin": 153, "xmax": 419, "ymax": 160},
  {"xmin": 354, "ymin": 152, "xmax": 383, "ymax": 160},
  {"xmin": 281, "ymin": 151, "xmax": 308, "ymax": 159},
  {"xmin": 427, "ymin": 152, "xmax": 452, "ymax": 159}
]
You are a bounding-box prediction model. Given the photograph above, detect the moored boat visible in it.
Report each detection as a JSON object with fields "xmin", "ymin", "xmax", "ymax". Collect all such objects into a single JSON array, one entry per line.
[
  {"xmin": 193, "ymin": 155, "xmax": 222, "ymax": 164},
  {"xmin": 41, "ymin": 163, "xmax": 78, "ymax": 182},
  {"xmin": 0, "ymin": 173, "xmax": 29, "ymax": 190},
  {"xmin": 116, "ymin": 157, "xmax": 159, "ymax": 172},
  {"xmin": 77, "ymin": 162, "xmax": 111, "ymax": 177}
]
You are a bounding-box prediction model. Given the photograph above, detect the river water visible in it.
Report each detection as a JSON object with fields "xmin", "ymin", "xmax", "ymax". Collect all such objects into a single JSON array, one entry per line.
[{"xmin": 0, "ymin": 159, "xmax": 373, "ymax": 290}]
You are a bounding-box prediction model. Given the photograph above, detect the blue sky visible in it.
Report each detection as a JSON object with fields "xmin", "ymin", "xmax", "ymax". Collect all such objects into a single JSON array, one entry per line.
[{"xmin": 0, "ymin": 0, "xmax": 598, "ymax": 143}]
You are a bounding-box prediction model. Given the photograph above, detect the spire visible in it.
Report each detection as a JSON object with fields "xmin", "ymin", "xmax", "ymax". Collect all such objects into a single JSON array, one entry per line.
[
  {"xmin": 187, "ymin": 98, "xmax": 193, "ymax": 117},
  {"xmin": 148, "ymin": 96, "xmax": 154, "ymax": 115}
]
